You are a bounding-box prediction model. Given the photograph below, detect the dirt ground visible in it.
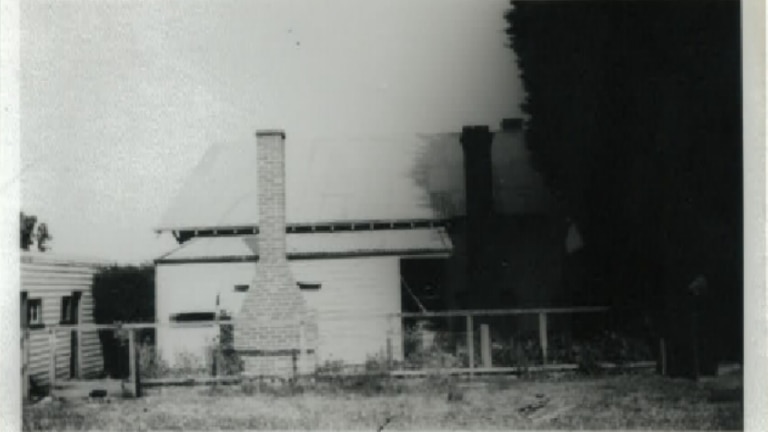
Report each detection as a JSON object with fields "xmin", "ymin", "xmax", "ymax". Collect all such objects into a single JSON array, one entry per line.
[{"xmin": 23, "ymin": 369, "xmax": 742, "ymax": 430}]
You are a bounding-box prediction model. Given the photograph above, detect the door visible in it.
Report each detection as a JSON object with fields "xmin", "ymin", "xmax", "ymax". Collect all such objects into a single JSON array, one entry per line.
[{"xmin": 68, "ymin": 293, "xmax": 81, "ymax": 378}]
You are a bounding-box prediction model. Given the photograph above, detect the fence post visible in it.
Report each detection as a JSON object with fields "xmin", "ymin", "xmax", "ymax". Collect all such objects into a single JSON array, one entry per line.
[
  {"xmin": 480, "ymin": 324, "xmax": 492, "ymax": 368},
  {"xmin": 386, "ymin": 336, "xmax": 393, "ymax": 372},
  {"xmin": 298, "ymin": 318, "xmax": 306, "ymax": 377},
  {"xmin": 659, "ymin": 338, "xmax": 667, "ymax": 376},
  {"xmin": 466, "ymin": 314, "xmax": 474, "ymax": 375},
  {"xmin": 127, "ymin": 329, "xmax": 138, "ymax": 397},
  {"xmin": 538, "ymin": 312, "xmax": 548, "ymax": 365},
  {"xmin": 48, "ymin": 327, "xmax": 56, "ymax": 397},
  {"xmin": 22, "ymin": 329, "xmax": 30, "ymax": 401}
]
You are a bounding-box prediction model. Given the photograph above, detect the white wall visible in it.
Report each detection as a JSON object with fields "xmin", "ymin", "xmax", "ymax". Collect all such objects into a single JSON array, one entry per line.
[
  {"xmin": 292, "ymin": 256, "xmax": 403, "ymax": 365},
  {"xmin": 156, "ymin": 256, "xmax": 403, "ymax": 367},
  {"xmin": 155, "ymin": 261, "xmax": 254, "ymax": 365}
]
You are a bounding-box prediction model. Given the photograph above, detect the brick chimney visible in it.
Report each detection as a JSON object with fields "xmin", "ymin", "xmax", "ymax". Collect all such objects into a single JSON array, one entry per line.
[
  {"xmin": 460, "ymin": 125, "xmax": 495, "ymax": 308},
  {"xmin": 234, "ymin": 130, "xmax": 317, "ymax": 377}
]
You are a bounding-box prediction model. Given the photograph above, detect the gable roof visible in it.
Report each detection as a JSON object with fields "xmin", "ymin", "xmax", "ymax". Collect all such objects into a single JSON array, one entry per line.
[{"xmin": 157, "ymin": 130, "xmax": 555, "ymax": 231}]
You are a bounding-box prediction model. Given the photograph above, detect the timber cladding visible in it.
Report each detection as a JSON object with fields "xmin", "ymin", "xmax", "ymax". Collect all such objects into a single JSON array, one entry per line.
[{"xmin": 21, "ymin": 253, "xmax": 109, "ymax": 388}]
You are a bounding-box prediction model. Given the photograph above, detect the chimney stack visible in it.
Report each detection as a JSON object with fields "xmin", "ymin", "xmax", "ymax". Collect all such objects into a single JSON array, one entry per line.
[
  {"xmin": 234, "ymin": 129, "xmax": 317, "ymax": 377},
  {"xmin": 460, "ymin": 125, "xmax": 495, "ymax": 308},
  {"xmin": 461, "ymin": 125, "xmax": 495, "ymax": 223},
  {"xmin": 501, "ymin": 118, "xmax": 523, "ymax": 131},
  {"xmin": 255, "ymin": 130, "xmax": 288, "ymax": 269}
]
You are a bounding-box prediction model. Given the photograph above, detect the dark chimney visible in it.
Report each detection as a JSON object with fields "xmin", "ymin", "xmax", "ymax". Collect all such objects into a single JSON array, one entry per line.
[
  {"xmin": 460, "ymin": 125, "xmax": 495, "ymax": 307},
  {"xmin": 501, "ymin": 118, "xmax": 524, "ymax": 131},
  {"xmin": 461, "ymin": 125, "xmax": 495, "ymax": 223}
]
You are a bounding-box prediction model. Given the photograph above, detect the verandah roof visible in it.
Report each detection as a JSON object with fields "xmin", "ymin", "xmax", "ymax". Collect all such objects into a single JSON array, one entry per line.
[{"xmin": 155, "ymin": 228, "xmax": 453, "ymax": 264}]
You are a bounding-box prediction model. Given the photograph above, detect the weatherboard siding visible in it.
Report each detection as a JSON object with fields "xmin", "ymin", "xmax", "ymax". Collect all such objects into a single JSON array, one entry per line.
[
  {"xmin": 292, "ymin": 256, "xmax": 403, "ymax": 364},
  {"xmin": 156, "ymin": 256, "xmax": 404, "ymax": 367},
  {"xmin": 21, "ymin": 254, "xmax": 106, "ymax": 387},
  {"xmin": 156, "ymin": 261, "xmax": 255, "ymax": 364}
]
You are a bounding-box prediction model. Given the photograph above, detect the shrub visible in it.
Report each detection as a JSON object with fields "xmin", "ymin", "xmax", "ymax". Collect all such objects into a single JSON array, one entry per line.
[{"xmin": 138, "ymin": 344, "xmax": 171, "ymax": 379}]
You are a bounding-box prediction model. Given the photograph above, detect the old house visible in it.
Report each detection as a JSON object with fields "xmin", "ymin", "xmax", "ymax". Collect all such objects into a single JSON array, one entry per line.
[
  {"xmin": 154, "ymin": 121, "xmax": 566, "ymax": 373},
  {"xmin": 20, "ymin": 253, "xmax": 107, "ymax": 392}
]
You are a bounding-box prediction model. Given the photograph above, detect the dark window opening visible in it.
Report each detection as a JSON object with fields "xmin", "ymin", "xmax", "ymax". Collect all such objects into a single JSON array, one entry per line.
[
  {"xmin": 297, "ymin": 282, "xmax": 322, "ymax": 290},
  {"xmin": 170, "ymin": 312, "xmax": 216, "ymax": 322},
  {"xmin": 27, "ymin": 298, "xmax": 43, "ymax": 328},
  {"xmin": 234, "ymin": 284, "xmax": 250, "ymax": 292},
  {"xmin": 60, "ymin": 293, "xmax": 80, "ymax": 324},
  {"xmin": 400, "ymin": 258, "xmax": 448, "ymax": 313}
]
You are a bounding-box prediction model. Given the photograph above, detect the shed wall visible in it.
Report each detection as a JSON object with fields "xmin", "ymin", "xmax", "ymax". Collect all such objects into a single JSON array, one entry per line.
[{"xmin": 21, "ymin": 255, "xmax": 104, "ymax": 387}]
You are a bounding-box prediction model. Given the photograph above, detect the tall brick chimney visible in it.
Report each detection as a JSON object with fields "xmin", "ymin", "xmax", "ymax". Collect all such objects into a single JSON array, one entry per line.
[
  {"xmin": 460, "ymin": 125, "xmax": 495, "ymax": 308},
  {"xmin": 234, "ymin": 130, "xmax": 317, "ymax": 377}
]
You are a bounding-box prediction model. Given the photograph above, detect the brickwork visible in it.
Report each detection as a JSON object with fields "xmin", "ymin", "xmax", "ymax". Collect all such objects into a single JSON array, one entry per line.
[{"xmin": 235, "ymin": 130, "xmax": 318, "ymax": 377}]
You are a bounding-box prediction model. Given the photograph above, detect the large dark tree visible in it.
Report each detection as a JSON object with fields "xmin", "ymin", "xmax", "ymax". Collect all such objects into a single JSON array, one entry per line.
[
  {"xmin": 92, "ymin": 265, "xmax": 155, "ymax": 377},
  {"xmin": 506, "ymin": 1, "xmax": 742, "ymax": 377}
]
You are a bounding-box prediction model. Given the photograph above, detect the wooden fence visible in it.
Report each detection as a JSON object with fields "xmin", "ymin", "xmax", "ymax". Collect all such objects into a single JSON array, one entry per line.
[
  {"xmin": 22, "ymin": 306, "xmax": 657, "ymax": 399},
  {"xmin": 387, "ymin": 306, "xmax": 629, "ymax": 375}
]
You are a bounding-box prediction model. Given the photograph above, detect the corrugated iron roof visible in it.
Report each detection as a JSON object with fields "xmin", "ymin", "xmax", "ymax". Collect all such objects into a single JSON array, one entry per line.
[
  {"xmin": 155, "ymin": 228, "xmax": 453, "ymax": 264},
  {"xmin": 157, "ymin": 131, "xmax": 555, "ymax": 231}
]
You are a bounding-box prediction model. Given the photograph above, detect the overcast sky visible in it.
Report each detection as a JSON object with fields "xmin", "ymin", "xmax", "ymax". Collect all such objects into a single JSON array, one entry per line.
[{"xmin": 20, "ymin": 0, "xmax": 523, "ymax": 263}]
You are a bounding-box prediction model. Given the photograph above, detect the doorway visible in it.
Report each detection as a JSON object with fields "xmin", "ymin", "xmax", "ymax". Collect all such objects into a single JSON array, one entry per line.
[{"xmin": 63, "ymin": 293, "xmax": 81, "ymax": 378}]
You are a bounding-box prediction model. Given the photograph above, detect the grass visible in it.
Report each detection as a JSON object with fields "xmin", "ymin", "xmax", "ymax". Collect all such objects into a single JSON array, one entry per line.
[{"xmin": 23, "ymin": 370, "xmax": 742, "ymax": 431}]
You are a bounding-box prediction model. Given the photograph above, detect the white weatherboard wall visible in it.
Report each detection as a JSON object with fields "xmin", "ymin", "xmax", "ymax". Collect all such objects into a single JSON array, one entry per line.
[
  {"xmin": 155, "ymin": 261, "xmax": 254, "ymax": 364},
  {"xmin": 292, "ymin": 256, "xmax": 403, "ymax": 365},
  {"xmin": 156, "ymin": 256, "xmax": 403, "ymax": 366}
]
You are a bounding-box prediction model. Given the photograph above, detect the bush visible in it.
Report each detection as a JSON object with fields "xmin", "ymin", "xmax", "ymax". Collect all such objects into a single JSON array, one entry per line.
[{"xmin": 138, "ymin": 344, "xmax": 171, "ymax": 379}]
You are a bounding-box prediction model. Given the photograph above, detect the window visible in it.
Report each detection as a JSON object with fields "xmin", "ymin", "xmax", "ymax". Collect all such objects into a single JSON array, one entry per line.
[
  {"xmin": 234, "ymin": 284, "xmax": 250, "ymax": 293},
  {"xmin": 170, "ymin": 312, "xmax": 216, "ymax": 323},
  {"xmin": 61, "ymin": 296, "xmax": 75, "ymax": 324},
  {"xmin": 297, "ymin": 281, "xmax": 322, "ymax": 291},
  {"xmin": 27, "ymin": 299, "xmax": 43, "ymax": 328}
]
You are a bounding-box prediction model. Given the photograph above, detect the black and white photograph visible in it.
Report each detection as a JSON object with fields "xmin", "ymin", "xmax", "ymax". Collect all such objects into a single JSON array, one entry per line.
[{"xmin": 1, "ymin": 0, "xmax": 764, "ymax": 430}]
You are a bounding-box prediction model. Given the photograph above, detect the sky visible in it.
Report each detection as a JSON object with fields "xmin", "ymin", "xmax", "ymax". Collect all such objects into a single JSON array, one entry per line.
[{"xmin": 19, "ymin": 0, "xmax": 524, "ymax": 263}]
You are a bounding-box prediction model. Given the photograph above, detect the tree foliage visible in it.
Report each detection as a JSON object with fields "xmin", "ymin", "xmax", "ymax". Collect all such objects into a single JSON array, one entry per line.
[
  {"xmin": 505, "ymin": 1, "xmax": 742, "ymax": 374},
  {"xmin": 20, "ymin": 212, "xmax": 52, "ymax": 252},
  {"xmin": 92, "ymin": 265, "xmax": 155, "ymax": 324},
  {"xmin": 92, "ymin": 265, "xmax": 155, "ymax": 377}
]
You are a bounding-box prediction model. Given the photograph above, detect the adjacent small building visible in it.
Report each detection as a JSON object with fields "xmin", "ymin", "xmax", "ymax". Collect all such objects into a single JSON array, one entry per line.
[{"xmin": 21, "ymin": 253, "xmax": 108, "ymax": 391}]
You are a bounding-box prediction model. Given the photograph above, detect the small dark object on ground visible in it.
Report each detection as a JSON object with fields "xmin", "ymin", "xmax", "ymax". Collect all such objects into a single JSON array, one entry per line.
[
  {"xmin": 89, "ymin": 389, "xmax": 108, "ymax": 398},
  {"xmin": 447, "ymin": 389, "xmax": 464, "ymax": 402},
  {"xmin": 518, "ymin": 395, "xmax": 550, "ymax": 416}
]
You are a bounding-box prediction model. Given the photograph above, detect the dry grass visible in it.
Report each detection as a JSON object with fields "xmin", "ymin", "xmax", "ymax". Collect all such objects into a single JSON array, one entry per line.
[{"xmin": 23, "ymin": 370, "xmax": 742, "ymax": 431}]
